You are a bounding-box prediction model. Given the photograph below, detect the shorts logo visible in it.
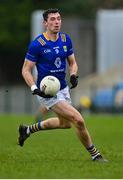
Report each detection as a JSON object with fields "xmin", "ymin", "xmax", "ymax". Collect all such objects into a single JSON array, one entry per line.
[{"xmin": 63, "ymin": 46, "xmax": 67, "ymax": 52}]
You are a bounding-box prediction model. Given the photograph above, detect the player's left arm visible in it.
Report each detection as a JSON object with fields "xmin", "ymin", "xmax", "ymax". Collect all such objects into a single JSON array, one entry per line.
[
  {"xmin": 67, "ymin": 53, "xmax": 78, "ymax": 76},
  {"xmin": 67, "ymin": 53, "xmax": 78, "ymax": 89}
]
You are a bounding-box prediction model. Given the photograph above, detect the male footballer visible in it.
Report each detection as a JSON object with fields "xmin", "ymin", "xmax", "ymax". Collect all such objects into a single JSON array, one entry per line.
[{"xmin": 18, "ymin": 8, "xmax": 107, "ymax": 162}]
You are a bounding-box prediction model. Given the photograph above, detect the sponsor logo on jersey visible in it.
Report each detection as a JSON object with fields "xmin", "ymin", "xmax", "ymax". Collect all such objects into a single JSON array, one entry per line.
[
  {"xmin": 54, "ymin": 57, "xmax": 61, "ymax": 68},
  {"xmin": 44, "ymin": 49, "xmax": 51, "ymax": 53},
  {"xmin": 53, "ymin": 46, "xmax": 59, "ymax": 49},
  {"xmin": 63, "ymin": 46, "xmax": 67, "ymax": 52},
  {"xmin": 50, "ymin": 68, "xmax": 64, "ymax": 73}
]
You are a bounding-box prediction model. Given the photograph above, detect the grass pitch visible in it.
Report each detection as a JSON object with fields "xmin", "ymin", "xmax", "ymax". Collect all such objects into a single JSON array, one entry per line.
[{"xmin": 0, "ymin": 114, "xmax": 123, "ymax": 179}]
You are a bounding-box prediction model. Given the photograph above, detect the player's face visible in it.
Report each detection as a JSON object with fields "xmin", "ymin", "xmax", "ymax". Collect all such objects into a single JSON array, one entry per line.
[{"xmin": 44, "ymin": 13, "xmax": 61, "ymax": 33}]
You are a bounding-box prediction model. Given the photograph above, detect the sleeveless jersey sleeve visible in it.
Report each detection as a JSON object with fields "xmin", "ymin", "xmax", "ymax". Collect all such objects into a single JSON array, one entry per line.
[{"xmin": 25, "ymin": 41, "xmax": 40, "ymax": 62}]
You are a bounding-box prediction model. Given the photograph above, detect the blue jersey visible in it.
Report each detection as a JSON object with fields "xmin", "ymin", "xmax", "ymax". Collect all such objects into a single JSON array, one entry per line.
[{"xmin": 25, "ymin": 32, "xmax": 74, "ymax": 90}]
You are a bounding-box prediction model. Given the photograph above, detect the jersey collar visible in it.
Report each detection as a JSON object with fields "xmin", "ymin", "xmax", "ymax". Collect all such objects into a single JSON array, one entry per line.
[{"xmin": 43, "ymin": 32, "xmax": 60, "ymax": 42}]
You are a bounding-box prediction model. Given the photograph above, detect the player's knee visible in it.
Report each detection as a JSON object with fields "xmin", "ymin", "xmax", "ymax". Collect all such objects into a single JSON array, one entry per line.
[
  {"xmin": 76, "ymin": 118, "xmax": 84, "ymax": 128},
  {"xmin": 73, "ymin": 115, "xmax": 85, "ymax": 129},
  {"xmin": 66, "ymin": 112, "xmax": 85, "ymax": 129}
]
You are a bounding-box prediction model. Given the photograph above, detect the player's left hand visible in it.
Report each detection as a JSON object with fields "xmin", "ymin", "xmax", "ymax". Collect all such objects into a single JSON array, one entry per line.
[{"xmin": 70, "ymin": 74, "xmax": 78, "ymax": 89}]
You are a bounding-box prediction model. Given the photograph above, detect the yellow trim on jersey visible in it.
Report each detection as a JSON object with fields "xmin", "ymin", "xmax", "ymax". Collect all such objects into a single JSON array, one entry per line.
[
  {"xmin": 37, "ymin": 37, "xmax": 46, "ymax": 46},
  {"xmin": 43, "ymin": 32, "xmax": 50, "ymax": 41},
  {"xmin": 60, "ymin": 33, "xmax": 66, "ymax": 42}
]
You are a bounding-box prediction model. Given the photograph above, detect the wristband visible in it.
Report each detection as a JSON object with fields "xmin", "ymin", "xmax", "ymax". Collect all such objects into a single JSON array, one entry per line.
[{"xmin": 31, "ymin": 84, "xmax": 38, "ymax": 91}]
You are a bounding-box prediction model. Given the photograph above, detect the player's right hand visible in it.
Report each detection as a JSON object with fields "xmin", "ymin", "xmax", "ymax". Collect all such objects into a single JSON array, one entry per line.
[{"xmin": 32, "ymin": 89, "xmax": 53, "ymax": 98}]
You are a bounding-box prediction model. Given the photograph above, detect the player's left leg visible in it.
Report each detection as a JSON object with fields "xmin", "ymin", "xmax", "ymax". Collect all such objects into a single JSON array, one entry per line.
[{"xmin": 51, "ymin": 101, "xmax": 108, "ymax": 162}]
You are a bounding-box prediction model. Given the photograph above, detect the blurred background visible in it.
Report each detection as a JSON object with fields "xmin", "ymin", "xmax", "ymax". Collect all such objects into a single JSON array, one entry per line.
[{"xmin": 1, "ymin": 0, "xmax": 123, "ymax": 114}]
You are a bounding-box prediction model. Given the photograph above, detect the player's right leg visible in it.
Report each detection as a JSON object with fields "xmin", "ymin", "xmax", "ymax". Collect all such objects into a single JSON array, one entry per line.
[
  {"xmin": 18, "ymin": 112, "xmax": 71, "ymax": 147},
  {"xmin": 18, "ymin": 125, "xmax": 30, "ymax": 147},
  {"xmin": 18, "ymin": 105, "xmax": 47, "ymax": 147},
  {"xmin": 34, "ymin": 105, "xmax": 48, "ymax": 123},
  {"xmin": 39, "ymin": 114, "xmax": 71, "ymax": 129}
]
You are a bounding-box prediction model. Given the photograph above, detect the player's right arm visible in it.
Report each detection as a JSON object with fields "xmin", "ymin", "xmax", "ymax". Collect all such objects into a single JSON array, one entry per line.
[
  {"xmin": 22, "ymin": 40, "xmax": 40, "ymax": 88},
  {"xmin": 22, "ymin": 41, "xmax": 53, "ymax": 98},
  {"xmin": 22, "ymin": 59, "xmax": 36, "ymax": 88},
  {"xmin": 22, "ymin": 40, "xmax": 42, "ymax": 93}
]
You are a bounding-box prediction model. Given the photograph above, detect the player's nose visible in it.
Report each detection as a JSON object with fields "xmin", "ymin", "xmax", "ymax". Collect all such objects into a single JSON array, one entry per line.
[{"xmin": 55, "ymin": 19, "xmax": 60, "ymax": 24}]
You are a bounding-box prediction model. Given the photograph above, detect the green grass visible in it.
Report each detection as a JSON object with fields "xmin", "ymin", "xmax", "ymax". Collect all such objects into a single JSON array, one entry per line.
[{"xmin": 0, "ymin": 114, "xmax": 123, "ymax": 178}]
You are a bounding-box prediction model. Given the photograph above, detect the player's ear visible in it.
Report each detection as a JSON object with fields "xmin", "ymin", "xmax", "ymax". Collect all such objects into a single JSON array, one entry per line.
[{"xmin": 43, "ymin": 20, "xmax": 47, "ymax": 27}]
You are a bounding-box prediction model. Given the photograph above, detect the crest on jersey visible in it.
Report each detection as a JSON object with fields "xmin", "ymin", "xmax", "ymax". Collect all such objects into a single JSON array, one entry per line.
[{"xmin": 63, "ymin": 46, "xmax": 67, "ymax": 52}]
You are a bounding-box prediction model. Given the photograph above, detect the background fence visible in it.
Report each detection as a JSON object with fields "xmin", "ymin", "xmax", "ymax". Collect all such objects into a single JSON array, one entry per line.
[{"xmin": 0, "ymin": 86, "xmax": 39, "ymax": 114}]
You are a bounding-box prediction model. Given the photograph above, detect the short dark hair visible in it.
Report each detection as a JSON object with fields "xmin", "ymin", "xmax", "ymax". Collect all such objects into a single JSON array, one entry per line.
[{"xmin": 43, "ymin": 8, "xmax": 60, "ymax": 21}]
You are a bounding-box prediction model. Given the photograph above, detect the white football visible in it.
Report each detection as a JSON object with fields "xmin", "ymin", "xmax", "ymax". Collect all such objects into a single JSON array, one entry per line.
[{"xmin": 40, "ymin": 76, "xmax": 61, "ymax": 96}]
